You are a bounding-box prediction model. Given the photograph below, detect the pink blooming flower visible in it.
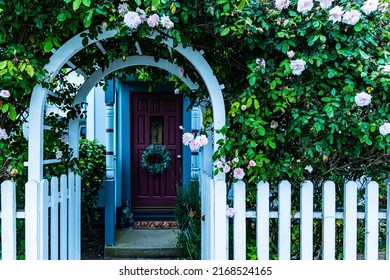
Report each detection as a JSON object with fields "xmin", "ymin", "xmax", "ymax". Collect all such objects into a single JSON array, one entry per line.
[
  {"xmin": 248, "ymin": 160, "xmax": 256, "ymax": 167},
  {"xmin": 224, "ymin": 165, "xmax": 231, "ymax": 173},
  {"xmin": 189, "ymin": 138, "xmax": 201, "ymax": 151},
  {"xmin": 136, "ymin": 7, "xmax": 147, "ymax": 22},
  {"xmin": 355, "ymin": 92, "xmax": 372, "ymax": 107},
  {"xmin": 147, "ymin": 14, "xmax": 160, "ymax": 27},
  {"xmin": 379, "ymin": 122, "xmax": 390, "ymax": 136},
  {"xmin": 174, "ymin": 89, "xmax": 180, "ymax": 95},
  {"xmin": 55, "ymin": 151, "xmax": 63, "ymax": 160},
  {"xmin": 160, "ymin": 15, "xmax": 174, "ymax": 29},
  {"xmin": 290, "ymin": 59, "xmax": 306, "ymax": 75},
  {"xmin": 124, "ymin": 11, "xmax": 142, "ymax": 29},
  {"xmin": 382, "ymin": 65, "xmax": 390, "ymax": 73},
  {"xmin": 196, "ymin": 135, "xmax": 208, "ymax": 147},
  {"xmin": 328, "ymin": 6, "xmax": 344, "ymax": 23},
  {"xmin": 361, "ymin": 0, "xmax": 379, "ymax": 15},
  {"xmin": 287, "ymin": 50, "xmax": 295, "ymax": 58},
  {"xmin": 297, "ymin": 0, "xmax": 314, "ymax": 14},
  {"xmin": 275, "ymin": 0, "xmax": 290, "ymax": 11},
  {"xmin": 60, "ymin": 134, "xmax": 68, "ymax": 143},
  {"xmin": 232, "ymin": 157, "xmax": 239, "ymax": 163},
  {"xmin": 217, "ymin": 161, "xmax": 224, "ymax": 168},
  {"xmin": 182, "ymin": 132, "xmax": 194, "ymax": 146},
  {"xmin": 118, "ymin": 3, "xmax": 129, "ymax": 15},
  {"xmin": 233, "ymin": 168, "xmax": 245, "ymax": 180},
  {"xmin": 342, "ymin": 10, "xmax": 361, "ymax": 25},
  {"xmin": 0, "ymin": 127, "xmax": 8, "ymax": 140},
  {"xmin": 317, "ymin": 0, "xmax": 334, "ymax": 9},
  {"xmin": 0, "ymin": 90, "xmax": 10, "ymax": 98},
  {"xmin": 241, "ymin": 105, "xmax": 246, "ymax": 111},
  {"xmin": 226, "ymin": 207, "xmax": 236, "ymax": 218}
]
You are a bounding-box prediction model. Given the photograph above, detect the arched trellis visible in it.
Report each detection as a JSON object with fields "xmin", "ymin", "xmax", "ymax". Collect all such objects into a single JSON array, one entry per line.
[{"xmin": 27, "ymin": 28, "xmax": 227, "ymax": 260}]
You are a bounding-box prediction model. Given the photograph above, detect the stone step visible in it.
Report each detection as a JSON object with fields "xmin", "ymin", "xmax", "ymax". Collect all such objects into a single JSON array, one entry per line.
[{"xmin": 104, "ymin": 229, "xmax": 181, "ymax": 259}]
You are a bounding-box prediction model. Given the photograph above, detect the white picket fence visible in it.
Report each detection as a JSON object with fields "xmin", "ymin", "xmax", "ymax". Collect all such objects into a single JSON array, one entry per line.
[
  {"xmin": 230, "ymin": 180, "xmax": 390, "ymax": 260},
  {"xmin": 0, "ymin": 173, "xmax": 81, "ymax": 260}
]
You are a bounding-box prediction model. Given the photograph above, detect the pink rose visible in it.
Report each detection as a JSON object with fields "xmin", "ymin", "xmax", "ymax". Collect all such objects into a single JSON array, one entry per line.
[{"xmin": 233, "ymin": 168, "xmax": 245, "ymax": 180}]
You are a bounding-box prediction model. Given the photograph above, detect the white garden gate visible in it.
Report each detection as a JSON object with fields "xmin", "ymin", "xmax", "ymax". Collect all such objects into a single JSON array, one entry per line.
[{"xmin": 0, "ymin": 173, "xmax": 81, "ymax": 260}]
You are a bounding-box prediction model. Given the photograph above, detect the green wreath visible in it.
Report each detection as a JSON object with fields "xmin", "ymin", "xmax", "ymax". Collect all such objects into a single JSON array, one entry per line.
[{"xmin": 141, "ymin": 144, "xmax": 171, "ymax": 175}]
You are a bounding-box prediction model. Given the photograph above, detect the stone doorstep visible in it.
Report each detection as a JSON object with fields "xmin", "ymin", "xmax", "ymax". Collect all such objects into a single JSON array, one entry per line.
[{"xmin": 104, "ymin": 229, "xmax": 181, "ymax": 259}]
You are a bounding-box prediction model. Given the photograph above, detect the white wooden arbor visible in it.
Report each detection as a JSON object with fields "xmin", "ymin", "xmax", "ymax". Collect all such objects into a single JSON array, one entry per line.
[{"xmin": 26, "ymin": 28, "xmax": 228, "ymax": 260}]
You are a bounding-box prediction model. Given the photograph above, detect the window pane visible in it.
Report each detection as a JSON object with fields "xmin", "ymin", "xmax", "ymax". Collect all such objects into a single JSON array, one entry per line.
[{"xmin": 150, "ymin": 116, "xmax": 164, "ymax": 144}]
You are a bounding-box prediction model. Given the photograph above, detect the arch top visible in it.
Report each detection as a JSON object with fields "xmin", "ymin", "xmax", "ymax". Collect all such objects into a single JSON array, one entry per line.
[{"xmin": 28, "ymin": 27, "xmax": 226, "ymax": 182}]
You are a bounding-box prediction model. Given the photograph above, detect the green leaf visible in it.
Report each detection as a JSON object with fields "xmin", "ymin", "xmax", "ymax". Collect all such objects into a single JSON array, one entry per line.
[
  {"xmin": 44, "ymin": 38, "xmax": 53, "ymax": 53},
  {"xmin": 237, "ymin": 0, "xmax": 246, "ymax": 10},
  {"xmin": 354, "ymin": 23, "xmax": 363, "ymax": 32},
  {"xmin": 73, "ymin": 0, "xmax": 82, "ymax": 10},
  {"xmin": 82, "ymin": 0, "xmax": 91, "ymax": 7},
  {"xmin": 26, "ymin": 65, "xmax": 35, "ymax": 77},
  {"xmin": 57, "ymin": 13, "xmax": 67, "ymax": 22},
  {"xmin": 0, "ymin": 61, "xmax": 7, "ymax": 70},
  {"xmin": 248, "ymin": 76, "xmax": 256, "ymax": 86},
  {"xmin": 2, "ymin": 103, "xmax": 9, "ymax": 113},
  {"xmin": 254, "ymin": 99, "xmax": 260, "ymax": 110},
  {"xmin": 9, "ymin": 106, "xmax": 17, "ymax": 121},
  {"xmin": 221, "ymin": 27, "xmax": 230, "ymax": 36},
  {"xmin": 258, "ymin": 125, "xmax": 266, "ymax": 136}
]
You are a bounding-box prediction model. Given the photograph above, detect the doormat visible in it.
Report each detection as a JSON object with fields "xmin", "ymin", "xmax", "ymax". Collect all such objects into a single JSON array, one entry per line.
[{"xmin": 133, "ymin": 221, "xmax": 178, "ymax": 230}]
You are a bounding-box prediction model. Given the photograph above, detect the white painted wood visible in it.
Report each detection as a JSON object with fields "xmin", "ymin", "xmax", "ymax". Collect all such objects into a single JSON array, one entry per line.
[
  {"xmin": 278, "ymin": 180, "xmax": 291, "ymax": 260},
  {"xmin": 387, "ymin": 182, "xmax": 390, "ymax": 260},
  {"xmin": 201, "ymin": 172, "xmax": 212, "ymax": 260},
  {"xmin": 40, "ymin": 179, "xmax": 49, "ymax": 260},
  {"xmin": 365, "ymin": 181, "xmax": 379, "ymax": 260},
  {"xmin": 1, "ymin": 180, "xmax": 17, "ymax": 260},
  {"xmin": 343, "ymin": 181, "xmax": 357, "ymax": 260},
  {"xmin": 214, "ymin": 179, "xmax": 227, "ymax": 260},
  {"xmin": 257, "ymin": 181, "xmax": 270, "ymax": 260},
  {"xmin": 60, "ymin": 174, "xmax": 68, "ymax": 260},
  {"xmin": 68, "ymin": 172, "xmax": 75, "ymax": 259},
  {"xmin": 25, "ymin": 180, "xmax": 39, "ymax": 260},
  {"xmin": 50, "ymin": 177, "xmax": 59, "ymax": 260},
  {"xmin": 233, "ymin": 180, "xmax": 246, "ymax": 260},
  {"xmin": 75, "ymin": 174, "xmax": 82, "ymax": 260},
  {"xmin": 300, "ymin": 181, "xmax": 313, "ymax": 260},
  {"xmin": 322, "ymin": 181, "xmax": 336, "ymax": 260}
]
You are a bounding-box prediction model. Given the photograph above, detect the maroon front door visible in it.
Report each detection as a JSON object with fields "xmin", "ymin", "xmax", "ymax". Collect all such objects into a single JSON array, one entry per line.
[{"xmin": 131, "ymin": 92, "xmax": 182, "ymax": 210}]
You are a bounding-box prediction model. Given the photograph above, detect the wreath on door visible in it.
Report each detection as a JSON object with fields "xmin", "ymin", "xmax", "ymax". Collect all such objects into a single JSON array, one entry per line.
[{"xmin": 141, "ymin": 144, "xmax": 171, "ymax": 175}]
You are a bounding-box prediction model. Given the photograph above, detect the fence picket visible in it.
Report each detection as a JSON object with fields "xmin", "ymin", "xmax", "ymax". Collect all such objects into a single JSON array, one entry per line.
[
  {"xmin": 68, "ymin": 172, "xmax": 75, "ymax": 260},
  {"xmin": 343, "ymin": 181, "xmax": 358, "ymax": 260},
  {"xmin": 60, "ymin": 174, "xmax": 68, "ymax": 260},
  {"xmin": 300, "ymin": 181, "xmax": 313, "ymax": 260},
  {"xmin": 1, "ymin": 180, "xmax": 17, "ymax": 260},
  {"xmin": 214, "ymin": 179, "xmax": 228, "ymax": 260},
  {"xmin": 257, "ymin": 181, "xmax": 270, "ymax": 260},
  {"xmin": 322, "ymin": 181, "xmax": 336, "ymax": 260},
  {"xmin": 40, "ymin": 179, "xmax": 49, "ymax": 260},
  {"xmin": 25, "ymin": 180, "xmax": 39, "ymax": 260},
  {"xmin": 75, "ymin": 174, "xmax": 81, "ymax": 260},
  {"xmin": 233, "ymin": 181, "xmax": 246, "ymax": 260},
  {"xmin": 365, "ymin": 181, "xmax": 379, "ymax": 260},
  {"xmin": 50, "ymin": 177, "xmax": 59, "ymax": 260},
  {"xmin": 278, "ymin": 180, "xmax": 291, "ymax": 260}
]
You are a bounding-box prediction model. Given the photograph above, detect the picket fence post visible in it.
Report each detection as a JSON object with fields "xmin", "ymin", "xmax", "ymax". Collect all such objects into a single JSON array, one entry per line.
[
  {"xmin": 257, "ymin": 181, "xmax": 270, "ymax": 260},
  {"xmin": 322, "ymin": 181, "xmax": 336, "ymax": 260},
  {"xmin": 50, "ymin": 177, "xmax": 59, "ymax": 260},
  {"xmin": 365, "ymin": 181, "xmax": 379, "ymax": 260},
  {"xmin": 60, "ymin": 174, "xmax": 68, "ymax": 260},
  {"xmin": 25, "ymin": 180, "xmax": 39, "ymax": 260},
  {"xmin": 300, "ymin": 181, "xmax": 313, "ymax": 260},
  {"xmin": 343, "ymin": 181, "xmax": 357, "ymax": 260},
  {"xmin": 39, "ymin": 179, "xmax": 49, "ymax": 259},
  {"xmin": 233, "ymin": 180, "xmax": 246, "ymax": 260},
  {"xmin": 278, "ymin": 180, "xmax": 291, "ymax": 260},
  {"xmin": 68, "ymin": 172, "xmax": 75, "ymax": 260},
  {"xmin": 214, "ymin": 179, "xmax": 227, "ymax": 260},
  {"xmin": 1, "ymin": 180, "xmax": 17, "ymax": 260}
]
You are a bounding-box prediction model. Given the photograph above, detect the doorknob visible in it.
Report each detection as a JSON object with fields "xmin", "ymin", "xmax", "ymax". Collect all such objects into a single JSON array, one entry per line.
[{"xmin": 177, "ymin": 155, "xmax": 182, "ymax": 159}]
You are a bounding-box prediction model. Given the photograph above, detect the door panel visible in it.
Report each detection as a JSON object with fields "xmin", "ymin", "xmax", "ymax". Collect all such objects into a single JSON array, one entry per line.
[{"xmin": 131, "ymin": 92, "xmax": 182, "ymax": 210}]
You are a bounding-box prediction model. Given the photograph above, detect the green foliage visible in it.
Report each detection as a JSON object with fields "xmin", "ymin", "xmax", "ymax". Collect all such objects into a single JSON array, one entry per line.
[
  {"xmin": 77, "ymin": 138, "xmax": 106, "ymax": 231},
  {"xmin": 175, "ymin": 181, "xmax": 201, "ymax": 260}
]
